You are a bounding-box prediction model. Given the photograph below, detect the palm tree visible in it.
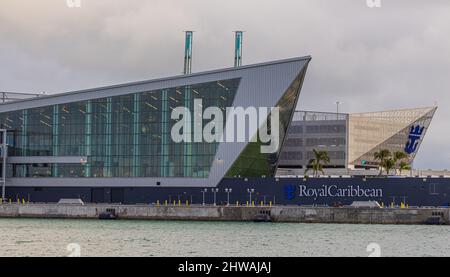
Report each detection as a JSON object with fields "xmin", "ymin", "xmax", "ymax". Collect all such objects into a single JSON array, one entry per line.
[
  {"xmin": 382, "ymin": 158, "xmax": 396, "ymax": 175},
  {"xmin": 373, "ymin": 149, "xmax": 391, "ymax": 175},
  {"xmin": 393, "ymin": 151, "xmax": 408, "ymax": 162},
  {"xmin": 398, "ymin": 160, "xmax": 411, "ymax": 175},
  {"xmin": 393, "ymin": 151, "xmax": 409, "ymax": 175},
  {"xmin": 305, "ymin": 149, "xmax": 330, "ymax": 177}
]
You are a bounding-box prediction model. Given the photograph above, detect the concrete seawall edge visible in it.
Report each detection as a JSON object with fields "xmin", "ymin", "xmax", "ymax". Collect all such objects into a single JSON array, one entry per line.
[{"xmin": 0, "ymin": 204, "xmax": 449, "ymax": 225}]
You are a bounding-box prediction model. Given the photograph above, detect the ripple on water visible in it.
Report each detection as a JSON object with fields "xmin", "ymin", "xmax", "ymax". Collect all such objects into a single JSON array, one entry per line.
[{"xmin": 0, "ymin": 218, "xmax": 449, "ymax": 257}]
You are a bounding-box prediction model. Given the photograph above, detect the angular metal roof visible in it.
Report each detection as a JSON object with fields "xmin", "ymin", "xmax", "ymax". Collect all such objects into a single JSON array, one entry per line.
[{"xmin": 0, "ymin": 56, "xmax": 311, "ymax": 113}]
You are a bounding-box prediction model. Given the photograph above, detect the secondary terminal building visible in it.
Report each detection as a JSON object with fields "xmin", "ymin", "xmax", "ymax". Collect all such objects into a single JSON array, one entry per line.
[
  {"xmin": 278, "ymin": 107, "xmax": 437, "ymax": 174},
  {"xmin": 0, "ymin": 57, "xmax": 446, "ymax": 206}
]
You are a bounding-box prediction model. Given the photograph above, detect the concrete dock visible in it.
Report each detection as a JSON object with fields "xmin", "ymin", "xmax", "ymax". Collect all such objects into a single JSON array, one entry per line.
[{"xmin": 0, "ymin": 203, "xmax": 449, "ymax": 225}]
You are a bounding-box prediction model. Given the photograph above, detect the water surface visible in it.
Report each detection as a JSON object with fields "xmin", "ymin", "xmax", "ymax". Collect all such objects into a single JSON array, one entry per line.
[{"xmin": 1, "ymin": 218, "xmax": 449, "ymax": 257}]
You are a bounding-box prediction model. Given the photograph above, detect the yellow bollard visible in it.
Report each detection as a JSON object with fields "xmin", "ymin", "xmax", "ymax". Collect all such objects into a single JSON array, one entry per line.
[
  {"xmin": 252, "ymin": 201, "xmax": 255, "ymax": 207},
  {"xmin": 260, "ymin": 201, "xmax": 264, "ymax": 207},
  {"xmin": 236, "ymin": 201, "xmax": 239, "ymax": 207},
  {"xmin": 186, "ymin": 200, "xmax": 189, "ymax": 206},
  {"xmin": 269, "ymin": 201, "xmax": 272, "ymax": 207},
  {"xmin": 17, "ymin": 199, "xmax": 20, "ymax": 204},
  {"xmin": 400, "ymin": 202, "xmax": 405, "ymax": 209},
  {"xmin": 9, "ymin": 199, "xmax": 12, "ymax": 204},
  {"xmin": 164, "ymin": 200, "xmax": 168, "ymax": 206},
  {"xmin": 178, "ymin": 200, "xmax": 181, "ymax": 206},
  {"xmin": 22, "ymin": 199, "xmax": 25, "ymax": 204},
  {"xmin": 390, "ymin": 202, "xmax": 394, "ymax": 208},
  {"xmin": 156, "ymin": 200, "xmax": 160, "ymax": 206},
  {"xmin": 406, "ymin": 204, "xmax": 409, "ymax": 209},
  {"xmin": 380, "ymin": 202, "xmax": 384, "ymax": 208},
  {"xmin": 246, "ymin": 201, "xmax": 249, "ymax": 207},
  {"xmin": 173, "ymin": 200, "xmax": 176, "ymax": 206}
]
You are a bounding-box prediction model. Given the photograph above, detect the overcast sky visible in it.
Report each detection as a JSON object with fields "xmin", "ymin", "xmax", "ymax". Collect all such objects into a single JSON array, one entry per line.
[{"xmin": 1, "ymin": 0, "xmax": 449, "ymax": 169}]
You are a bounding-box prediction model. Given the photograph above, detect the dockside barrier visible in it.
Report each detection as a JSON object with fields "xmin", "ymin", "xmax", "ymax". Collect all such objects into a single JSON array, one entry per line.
[{"xmin": 0, "ymin": 203, "xmax": 449, "ymax": 225}]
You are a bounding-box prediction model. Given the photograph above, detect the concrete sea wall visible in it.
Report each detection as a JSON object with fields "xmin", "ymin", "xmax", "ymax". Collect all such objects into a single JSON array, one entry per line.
[{"xmin": 0, "ymin": 203, "xmax": 449, "ymax": 225}]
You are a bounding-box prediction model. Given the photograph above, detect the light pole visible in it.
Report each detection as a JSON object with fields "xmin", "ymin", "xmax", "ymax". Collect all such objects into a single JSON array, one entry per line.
[
  {"xmin": 247, "ymin": 188, "xmax": 254, "ymax": 205},
  {"xmin": 225, "ymin": 188, "xmax": 232, "ymax": 206},
  {"xmin": 201, "ymin": 188, "xmax": 208, "ymax": 206},
  {"xmin": 212, "ymin": 188, "xmax": 219, "ymax": 206}
]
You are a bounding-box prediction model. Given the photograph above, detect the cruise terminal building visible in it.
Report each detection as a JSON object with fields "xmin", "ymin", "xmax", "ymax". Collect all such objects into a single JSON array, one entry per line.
[
  {"xmin": 0, "ymin": 57, "xmax": 310, "ymax": 203},
  {"xmin": 278, "ymin": 107, "xmax": 436, "ymax": 174},
  {"xmin": 0, "ymin": 57, "xmax": 447, "ymax": 206}
]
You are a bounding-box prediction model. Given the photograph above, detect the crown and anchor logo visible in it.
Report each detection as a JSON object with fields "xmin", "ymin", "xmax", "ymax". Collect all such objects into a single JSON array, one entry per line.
[{"xmin": 405, "ymin": 125, "xmax": 425, "ymax": 154}]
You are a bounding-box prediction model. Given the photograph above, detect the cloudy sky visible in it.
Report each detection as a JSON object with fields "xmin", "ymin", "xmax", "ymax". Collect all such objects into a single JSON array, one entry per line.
[{"xmin": 1, "ymin": 0, "xmax": 449, "ymax": 169}]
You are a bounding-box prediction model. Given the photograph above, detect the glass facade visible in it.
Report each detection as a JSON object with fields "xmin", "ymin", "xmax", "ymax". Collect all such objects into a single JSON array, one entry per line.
[
  {"xmin": 0, "ymin": 78, "xmax": 240, "ymax": 178},
  {"xmin": 225, "ymin": 67, "xmax": 308, "ymax": 177}
]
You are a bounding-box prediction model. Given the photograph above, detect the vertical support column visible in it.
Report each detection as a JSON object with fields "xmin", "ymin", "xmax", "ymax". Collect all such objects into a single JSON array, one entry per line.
[
  {"xmin": 182, "ymin": 31, "xmax": 194, "ymax": 176},
  {"xmin": 345, "ymin": 113, "xmax": 350, "ymax": 172},
  {"xmin": 21, "ymin": 110, "xmax": 28, "ymax": 178},
  {"xmin": 105, "ymin": 97, "xmax": 112, "ymax": 177},
  {"xmin": 52, "ymin": 105, "xmax": 59, "ymax": 177},
  {"xmin": 133, "ymin": 93, "xmax": 140, "ymax": 177},
  {"xmin": 234, "ymin": 31, "xmax": 243, "ymax": 67},
  {"xmin": 85, "ymin": 100, "xmax": 92, "ymax": 177},
  {"xmin": 21, "ymin": 110, "xmax": 28, "ymax": 157},
  {"xmin": 161, "ymin": 90, "xmax": 169, "ymax": 177},
  {"xmin": 184, "ymin": 86, "xmax": 192, "ymax": 177},
  {"xmin": 1, "ymin": 129, "xmax": 7, "ymax": 201}
]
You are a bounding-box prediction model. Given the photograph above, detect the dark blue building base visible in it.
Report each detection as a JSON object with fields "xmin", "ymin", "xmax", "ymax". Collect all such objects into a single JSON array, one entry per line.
[{"xmin": 5, "ymin": 177, "xmax": 450, "ymax": 207}]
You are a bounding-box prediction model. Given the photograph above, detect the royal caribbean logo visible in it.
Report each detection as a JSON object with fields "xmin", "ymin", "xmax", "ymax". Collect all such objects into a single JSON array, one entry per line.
[
  {"xmin": 405, "ymin": 125, "xmax": 424, "ymax": 154},
  {"xmin": 284, "ymin": 185, "xmax": 296, "ymax": 200}
]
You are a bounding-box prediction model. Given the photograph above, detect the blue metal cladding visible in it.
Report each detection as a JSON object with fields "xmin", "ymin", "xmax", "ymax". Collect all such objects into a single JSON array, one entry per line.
[{"xmin": 0, "ymin": 78, "xmax": 241, "ymax": 178}]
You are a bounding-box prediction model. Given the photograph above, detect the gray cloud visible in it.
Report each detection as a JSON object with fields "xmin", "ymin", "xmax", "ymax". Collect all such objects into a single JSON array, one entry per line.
[{"xmin": 1, "ymin": 0, "xmax": 449, "ymax": 168}]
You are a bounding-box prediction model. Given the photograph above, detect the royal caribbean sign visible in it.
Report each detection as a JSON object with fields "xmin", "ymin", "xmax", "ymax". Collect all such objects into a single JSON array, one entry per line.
[
  {"xmin": 283, "ymin": 184, "xmax": 384, "ymax": 200},
  {"xmin": 405, "ymin": 125, "xmax": 425, "ymax": 154},
  {"xmin": 284, "ymin": 185, "xmax": 383, "ymax": 200},
  {"xmin": 297, "ymin": 185, "xmax": 383, "ymax": 198}
]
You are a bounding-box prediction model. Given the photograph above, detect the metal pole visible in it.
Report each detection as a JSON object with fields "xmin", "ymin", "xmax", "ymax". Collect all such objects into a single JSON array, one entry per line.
[
  {"xmin": 183, "ymin": 31, "xmax": 193, "ymax": 75},
  {"xmin": 335, "ymin": 101, "xmax": 342, "ymax": 120},
  {"xmin": 248, "ymin": 189, "xmax": 253, "ymax": 204},
  {"xmin": 226, "ymin": 188, "xmax": 232, "ymax": 206},
  {"xmin": 202, "ymin": 190, "xmax": 206, "ymax": 206},
  {"xmin": 234, "ymin": 31, "xmax": 243, "ymax": 67}
]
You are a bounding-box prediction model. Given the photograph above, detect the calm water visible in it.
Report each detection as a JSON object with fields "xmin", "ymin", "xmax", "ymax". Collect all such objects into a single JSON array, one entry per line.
[{"xmin": 1, "ymin": 218, "xmax": 449, "ymax": 257}]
